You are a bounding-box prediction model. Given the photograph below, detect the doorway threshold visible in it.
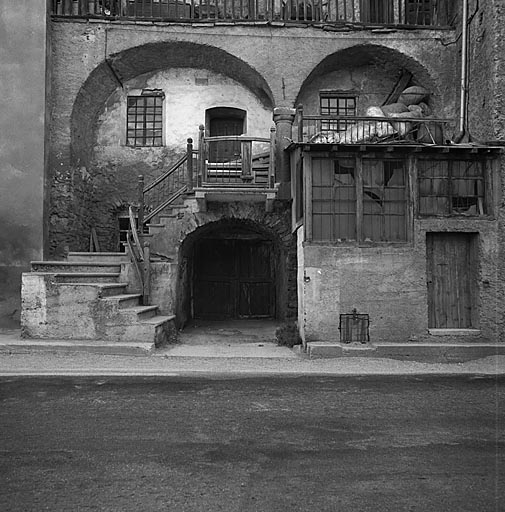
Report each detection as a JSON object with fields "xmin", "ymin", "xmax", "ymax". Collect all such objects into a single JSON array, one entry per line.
[{"xmin": 179, "ymin": 319, "xmax": 281, "ymax": 345}]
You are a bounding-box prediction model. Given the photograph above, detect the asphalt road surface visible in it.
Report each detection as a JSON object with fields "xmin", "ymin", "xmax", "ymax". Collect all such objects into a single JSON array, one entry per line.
[{"xmin": 1, "ymin": 375, "xmax": 503, "ymax": 511}]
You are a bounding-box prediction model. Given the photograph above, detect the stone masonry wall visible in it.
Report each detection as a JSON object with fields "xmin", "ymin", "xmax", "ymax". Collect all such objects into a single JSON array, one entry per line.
[
  {"xmin": 146, "ymin": 200, "xmax": 297, "ymax": 325},
  {"xmin": 47, "ymin": 19, "xmax": 458, "ymax": 254}
]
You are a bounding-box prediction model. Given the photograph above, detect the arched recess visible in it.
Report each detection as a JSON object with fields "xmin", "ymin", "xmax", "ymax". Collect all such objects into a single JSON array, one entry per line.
[
  {"xmin": 295, "ymin": 43, "xmax": 440, "ymax": 114},
  {"xmin": 176, "ymin": 218, "xmax": 289, "ymax": 328},
  {"xmin": 71, "ymin": 41, "xmax": 274, "ymax": 166}
]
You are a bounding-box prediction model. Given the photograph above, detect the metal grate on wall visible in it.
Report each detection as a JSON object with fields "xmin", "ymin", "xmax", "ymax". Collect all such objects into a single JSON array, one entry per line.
[{"xmin": 339, "ymin": 309, "xmax": 370, "ymax": 343}]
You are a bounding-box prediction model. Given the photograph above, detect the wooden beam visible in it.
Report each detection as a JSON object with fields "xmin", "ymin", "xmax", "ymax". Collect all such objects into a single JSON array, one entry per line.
[{"xmin": 382, "ymin": 70, "xmax": 413, "ymax": 106}]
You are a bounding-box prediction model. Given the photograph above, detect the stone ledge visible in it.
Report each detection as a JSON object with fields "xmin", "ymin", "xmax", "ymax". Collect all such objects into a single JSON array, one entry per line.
[
  {"xmin": 0, "ymin": 339, "xmax": 154, "ymax": 356},
  {"xmin": 306, "ymin": 341, "xmax": 505, "ymax": 362}
]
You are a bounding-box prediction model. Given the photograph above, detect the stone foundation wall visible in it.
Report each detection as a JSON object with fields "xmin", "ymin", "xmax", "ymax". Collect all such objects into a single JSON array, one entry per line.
[
  {"xmin": 147, "ymin": 200, "xmax": 297, "ymax": 324},
  {"xmin": 300, "ymin": 217, "xmax": 502, "ymax": 344}
]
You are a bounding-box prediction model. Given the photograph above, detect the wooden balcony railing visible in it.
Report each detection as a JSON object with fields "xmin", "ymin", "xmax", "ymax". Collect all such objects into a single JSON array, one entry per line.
[
  {"xmin": 51, "ymin": 0, "xmax": 455, "ymax": 27},
  {"xmin": 198, "ymin": 126, "xmax": 276, "ymax": 188},
  {"xmin": 296, "ymin": 108, "xmax": 450, "ymax": 145}
]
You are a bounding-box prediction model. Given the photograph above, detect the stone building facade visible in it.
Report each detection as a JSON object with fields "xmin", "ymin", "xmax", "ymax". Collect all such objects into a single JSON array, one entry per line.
[{"xmin": 2, "ymin": 0, "xmax": 505, "ymax": 346}]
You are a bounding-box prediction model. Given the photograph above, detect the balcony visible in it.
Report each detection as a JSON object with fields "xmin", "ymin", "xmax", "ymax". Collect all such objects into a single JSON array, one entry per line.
[
  {"xmin": 295, "ymin": 107, "xmax": 451, "ymax": 146},
  {"xmin": 194, "ymin": 131, "xmax": 278, "ymax": 211},
  {"xmin": 51, "ymin": 0, "xmax": 456, "ymax": 27}
]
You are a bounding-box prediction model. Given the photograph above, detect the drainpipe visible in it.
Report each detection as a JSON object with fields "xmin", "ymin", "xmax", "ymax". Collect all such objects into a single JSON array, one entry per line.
[{"xmin": 454, "ymin": 0, "xmax": 469, "ymax": 143}]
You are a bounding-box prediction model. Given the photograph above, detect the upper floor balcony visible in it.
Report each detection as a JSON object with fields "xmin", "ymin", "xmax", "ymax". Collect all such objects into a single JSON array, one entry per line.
[
  {"xmin": 52, "ymin": 0, "xmax": 456, "ymax": 28},
  {"xmin": 295, "ymin": 103, "xmax": 452, "ymax": 146}
]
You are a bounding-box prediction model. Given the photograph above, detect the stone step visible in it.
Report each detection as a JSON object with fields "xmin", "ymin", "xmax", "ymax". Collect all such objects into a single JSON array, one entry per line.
[
  {"xmin": 117, "ymin": 305, "xmax": 159, "ymax": 321},
  {"xmin": 101, "ymin": 293, "xmax": 142, "ymax": 309},
  {"xmin": 99, "ymin": 314, "xmax": 176, "ymax": 345},
  {"xmin": 67, "ymin": 252, "xmax": 129, "ymax": 263},
  {"xmin": 96, "ymin": 283, "xmax": 130, "ymax": 297},
  {"xmin": 53, "ymin": 272, "xmax": 121, "ymax": 284},
  {"xmin": 31, "ymin": 261, "xmax": 122, "ymax": 273}
]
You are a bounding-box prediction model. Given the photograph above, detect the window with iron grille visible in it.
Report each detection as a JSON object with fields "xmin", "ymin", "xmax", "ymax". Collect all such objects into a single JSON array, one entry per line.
[
  {"xmin": 319, "ymin": 92, "xmax": 357, "ymax": 133},
  {"xmin": 311, "ymin": 156, "xmax": 407, "ymax": 242},
  {"xmin": 127, "ymin": 94, "xmax": 163, "ymax": 147},
  {"xmin": 418, "ymin": 159, "xmax": 486, "ymax": 216}
]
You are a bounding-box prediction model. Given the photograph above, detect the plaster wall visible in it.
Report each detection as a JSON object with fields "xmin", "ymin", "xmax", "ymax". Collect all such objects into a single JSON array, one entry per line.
[
  {"xmin": 297, "ymin": 63, "xmax": 440, "ymax": 118},
  {"xmin": 97, "ymin": 68, "xmax": 273, "ymax": 150},
  {"xmin": 465, "ymin": 0, "xmax": 505, "ymax": 141},
  {"xmin": 462, "ymin": 0, "xmax": 505, "ymax": 340},
  {"xmin": 0, "ymin": 1, "xmax": 47, "ymax": 327},
  {"xmin": 301, "ymin": 219, "xmax": 501, "ymax": 343},
  {"xmin": 47, "ymin": 20, "xmax": 459, "ymax": 254}
]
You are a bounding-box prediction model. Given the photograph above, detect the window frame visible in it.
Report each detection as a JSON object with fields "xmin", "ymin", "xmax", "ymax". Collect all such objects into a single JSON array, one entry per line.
[
  {"xmin": 126, "ymin": 91, "xmax": 165, "ymax": 147},
  {"xmin": 305, "ymin": 153, "xmax": 411, "ymax": 244},
  {"xmin": 417, "ymin": 156, "xmax": 488, "ymax": 218},
  {"xmin": 319, "ymin": 91, "xmax": 358, "ymax": 134}
]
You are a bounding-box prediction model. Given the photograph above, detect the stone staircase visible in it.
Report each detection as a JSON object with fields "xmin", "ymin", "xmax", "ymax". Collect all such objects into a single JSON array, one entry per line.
[{"xmin": 21, "ymin": 252, "xmax": 176, "ymax": 348}]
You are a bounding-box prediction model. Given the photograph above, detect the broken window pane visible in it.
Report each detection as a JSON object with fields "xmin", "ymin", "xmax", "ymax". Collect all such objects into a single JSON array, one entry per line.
[
  {"xmin": 362, "ymin": 160, "xmax": 407, "ymax": 242},
  {"xmin": 418, "ymin": 159, "xmax": 485, "ymax": 216}
]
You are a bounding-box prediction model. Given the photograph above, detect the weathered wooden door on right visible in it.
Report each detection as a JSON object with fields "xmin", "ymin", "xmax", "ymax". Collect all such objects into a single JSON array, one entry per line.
[{"xmin": 426, "ymin": 232, "xmax": 479, "ymax": 329}]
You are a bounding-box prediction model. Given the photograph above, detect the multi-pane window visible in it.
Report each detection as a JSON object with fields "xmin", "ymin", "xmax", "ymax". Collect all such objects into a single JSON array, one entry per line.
[
  {"xmin": 418, "ymin": 159, "xmax": 486, "ymax": 216},
  {"xmin": 311, "ymin": 157, "xmax": 407, "ymax": 242},
  {"xmin": 127, "ymin": 94, "xmax": 163, "ymax": 147},
  {"xmin": 362, "ymin": 159, "xmax": 407, "ymax": 241},
  {"xmin": 319, "ymin": 93, "xmax": 357, "ymax": 133}
]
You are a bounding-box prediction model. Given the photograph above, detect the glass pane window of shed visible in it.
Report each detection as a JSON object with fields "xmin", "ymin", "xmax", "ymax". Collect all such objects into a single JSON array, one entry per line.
[
  {"xmin": 418, "ymin": 159, "xmax": 485, "ymax": 216},
  {"xmin": 127, "ymin": 95, "xmax": 163, "ymax": 147},
  {"xmin": 310, "ymin": 157, "xmax": 407, "ymax": 243},
  {"xmin": 362, "ymin": 159, "xmax": 407, "ymax": 242}
]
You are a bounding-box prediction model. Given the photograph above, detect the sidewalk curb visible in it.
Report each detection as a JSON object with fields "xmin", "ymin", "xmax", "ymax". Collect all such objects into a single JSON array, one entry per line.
[
  {"xmin": 306, "ymin": 341, "xmax": 505, "ymax": 362},
  {"xmin": 0, "ymin": 369, "xmax": 504, "ymax": 377},
  {"xmin": 0, "ymin": 339, "xmax": 154, "ymax": 357}
]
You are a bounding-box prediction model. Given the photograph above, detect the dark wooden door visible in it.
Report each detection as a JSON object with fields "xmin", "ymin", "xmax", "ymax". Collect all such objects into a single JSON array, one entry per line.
[
  {"xmin": 193, "ymin": 238, "xmax": 274, "ymax": 319},
  {"xmin": 426, "ymin": 233, "xmax": 478, "ymax": 329},
  {"xmin": 209, "ymin": 117, "xmax": 243, "ymax": 162}
]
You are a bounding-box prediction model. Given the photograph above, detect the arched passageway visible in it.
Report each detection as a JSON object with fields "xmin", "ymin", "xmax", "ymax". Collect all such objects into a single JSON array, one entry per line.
[{"xmin": 177, "ymin": 218, "xmax": 286, "ymax": 327}]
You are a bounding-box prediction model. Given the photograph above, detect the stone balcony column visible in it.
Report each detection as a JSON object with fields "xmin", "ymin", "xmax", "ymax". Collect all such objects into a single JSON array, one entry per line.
[{"xmin": 273, "ymin": 107, "xmax": 296, "ymax": 185}]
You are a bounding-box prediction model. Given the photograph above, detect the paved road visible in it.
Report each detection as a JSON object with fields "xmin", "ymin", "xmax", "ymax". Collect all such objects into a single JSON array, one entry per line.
[{"xmin": 1, "ymin": 376, "xmax": 503, "ymax": 511}]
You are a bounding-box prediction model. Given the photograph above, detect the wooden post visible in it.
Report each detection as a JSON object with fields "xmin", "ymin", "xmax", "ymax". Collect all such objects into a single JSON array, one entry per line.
[
  {"xmin": 186, "ymin": 138, "xmax": 194, "ymax": 192},
  {"xmin": 303, "ymin": 153, "xmax": 312, "ymax": 241},
  {"xmin": 198, "ymin": 124, "xmax": 206, "ymax": 186},
  {"xmin": 241, "ymin": 140, "xmax": 253, "ymax": 182},
  {"xmin": 137, "ymin": 175, "xmax": 145, "ymax": 234},
  {"xmin": 269, "ymin": 126, "xmax": 276, "ymax": 188},
  {"xmin": 296, "ymin": 104, "xmax": 304, "ymax": 143},
  {"xmin": 355, "ymin": 154, "xmax": 363, "ymax": 243},
  {"xmin": 142, "ymin": 242, "xmax": 150, "ymax": 306}
]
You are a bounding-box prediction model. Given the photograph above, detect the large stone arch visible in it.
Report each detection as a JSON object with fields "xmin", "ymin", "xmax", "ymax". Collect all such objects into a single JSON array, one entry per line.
[
  {"xmin": 174, "ymin": 203, "xmax": 296, "ymax": 328},
  {"xmin": 71, "ymin": 41, "xmax": 275, "ymax": 166},
  {"xmin": 295, "ymin": 43, "xmax": 441, "ymax": 113}
]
